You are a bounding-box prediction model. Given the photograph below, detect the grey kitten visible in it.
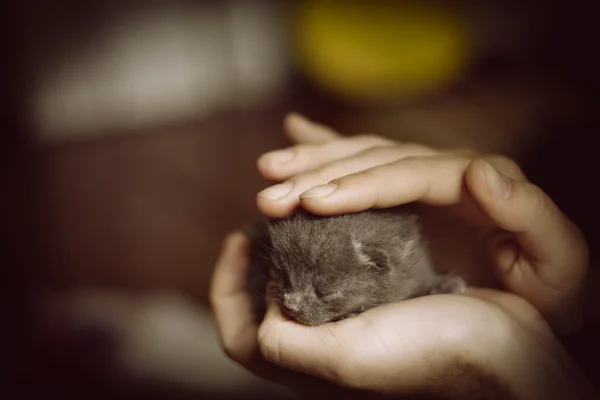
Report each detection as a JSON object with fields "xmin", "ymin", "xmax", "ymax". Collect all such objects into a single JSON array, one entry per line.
[{"xmin": 247, "ymin": 206, "xmax": 465, "ymax": 326}]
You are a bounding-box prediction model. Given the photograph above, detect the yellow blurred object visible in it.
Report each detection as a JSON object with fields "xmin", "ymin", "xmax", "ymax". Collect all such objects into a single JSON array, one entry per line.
[{"xmin": 292, "ymin": 1, "xmax": 472, "ymax": 104}]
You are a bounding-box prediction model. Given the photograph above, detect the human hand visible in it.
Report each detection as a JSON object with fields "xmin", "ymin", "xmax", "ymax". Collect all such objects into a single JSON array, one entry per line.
[
  {"xmin": 255, "ymin": 113, "xmax": 589, "ymax": 336},
  {"xmin": 210, "ymin": 232, "xmax": 597, "ymax": 400}
]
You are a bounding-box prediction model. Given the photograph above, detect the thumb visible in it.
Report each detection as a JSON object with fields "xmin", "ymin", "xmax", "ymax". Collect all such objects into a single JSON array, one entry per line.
[
  {"xmin": 257, "ymin": 288, "xmax": 348, "ymax": 385},
  {"xmin": 465, "ymin": 158, "xmax": 589, "ymax": 335}
]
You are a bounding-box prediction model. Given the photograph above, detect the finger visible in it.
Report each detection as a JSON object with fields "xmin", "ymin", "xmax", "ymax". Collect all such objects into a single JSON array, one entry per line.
[
  {"xmin": 482, "ymin": 154, "xmax": 528, "ymax": 181},
  {"xmin": 295, "ymin": 154, "xmax": 526, "ymax": 214},
  {"xmin": 297, "ymin": 156, "xmax": 475, "ymax": 215},
  {"xmin": 284, "ymin": 112, "xmax": 342, "ymax": 144},
  {"xmin": 257, "ymin": 133, "xmax": 394, "ymax": 182},
  {"xmin": 258, "ymin": 287, "xmax": 352, "ymax": 385},
  {"xmin": 209, "ymin": 232, "xmax": 260, "ymax": 365},
  {"xmin": 465, "ymin": 159, "xmax": 589, "ymax": 334},
  {"xmin": 258, "ymin": 288, "xmax": 411, "ymax": 388},
  {"xmin": 257, "ymin": 144, "xmax": 437, "ymax": 218},
  {"xmin": 255, "ymin": 295, "xmax": 376, "ymax": 399},
  {"xmin": 294, "ymin": 152, "xmax": 587, "ymax": 335}
]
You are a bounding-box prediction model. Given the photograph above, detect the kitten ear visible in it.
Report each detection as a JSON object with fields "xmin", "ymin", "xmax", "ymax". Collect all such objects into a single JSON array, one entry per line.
[{"xmin": 352, "ymin": 240, "xmax": 390, "ymax": 271}]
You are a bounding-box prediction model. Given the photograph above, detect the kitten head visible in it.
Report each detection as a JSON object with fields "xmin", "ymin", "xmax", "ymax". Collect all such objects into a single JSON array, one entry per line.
[{"xmin": 268, "ymin": 211, "xmax": 396, "ymax": 325}]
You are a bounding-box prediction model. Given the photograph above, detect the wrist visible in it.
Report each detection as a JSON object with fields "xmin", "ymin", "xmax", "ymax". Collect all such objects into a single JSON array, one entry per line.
[
  {"xmin": 423, "ymin": 313, "xmax": 522, "ymax": 400},
  {"xmin": 480, "ymin": 321, "xmax": 598, "ymax": 400}
]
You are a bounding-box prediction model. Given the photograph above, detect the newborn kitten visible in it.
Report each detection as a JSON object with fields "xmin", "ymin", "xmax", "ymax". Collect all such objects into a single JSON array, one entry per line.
[{"xmin": 249, "ymin": 206, "xmax": 465, "ymax": 326}]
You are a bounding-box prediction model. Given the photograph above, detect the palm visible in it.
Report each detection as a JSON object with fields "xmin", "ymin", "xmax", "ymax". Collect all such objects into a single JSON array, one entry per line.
[
  {"xmin": 213, "ymin": 232, "xmax": 593, "ymax": 400},
  {"xmin": 255, "ymin": 286, "xmax": 552, "ymax": 398}
]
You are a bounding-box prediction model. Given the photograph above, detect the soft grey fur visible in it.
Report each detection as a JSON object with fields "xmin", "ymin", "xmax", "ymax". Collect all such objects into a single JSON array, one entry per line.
[{"xmin": 250, "ymin": 206, "xmax": 465, "ymax": 326}]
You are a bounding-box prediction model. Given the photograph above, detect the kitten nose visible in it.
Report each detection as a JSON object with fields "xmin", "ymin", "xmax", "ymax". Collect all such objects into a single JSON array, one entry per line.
[{"xmin": 283, "ymin": 293, "xmax": 303, "ymax": 312}]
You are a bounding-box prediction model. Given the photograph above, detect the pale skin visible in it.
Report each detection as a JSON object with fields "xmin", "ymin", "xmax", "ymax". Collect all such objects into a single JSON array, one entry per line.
[{"xmin": 210, "ymin": 113, "xmax": 598, "ymax": 399}]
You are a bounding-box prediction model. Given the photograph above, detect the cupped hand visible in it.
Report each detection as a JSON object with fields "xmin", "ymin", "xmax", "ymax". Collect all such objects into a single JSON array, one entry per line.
[
  {"xmin": 255, "ymin": 113, "xmax": 589, "ymax": 336},
  {"xmin": 210, "ymin": 232, "xmax": 597, "ymax": 400}
]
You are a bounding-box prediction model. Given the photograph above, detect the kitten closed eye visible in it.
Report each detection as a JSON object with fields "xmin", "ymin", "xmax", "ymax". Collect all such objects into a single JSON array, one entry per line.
[{"xmin": 320, "ymin": 291, "xmax": 343, "ymax": 302}]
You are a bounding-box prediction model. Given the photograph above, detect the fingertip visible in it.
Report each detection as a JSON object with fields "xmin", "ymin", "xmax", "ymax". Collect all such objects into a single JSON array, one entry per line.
[
  {"xmin": 256, "ymin": 153, "xmax": 282, "ymax": 181},
  {"xmin": 298, "ymin": 178, "xmax": 375, "ymax": 216},
  {"xmin": 466, "ymin": 158, "xmax": 507, "ymax": 198},
  {"xmin": 284, "ymin": 112, "xmax": 312, "ymax": 140},
  {"xmin": 226, "ymin": 229, "xmax": 247, "ymax": 243},
  {"xmin": 284, "ymin": 111, "xmax": 305, "ymax": 128},
  {"xmin": 297, "ymin": 197, "xmax": 337, "ymax": 216},
  {"xmin": 256, "ymin": 195, "xmax": 299, "ymax": 219},
  {"xmin": 223, "ymin": 230, "xmax": 250, "ymax": 254},
  {"xmin": 467, "ymin": 158, "xmax": 563, "ymax": 234},
  {"xmin": 298, "ymin": 183, "xmax": 339, "ymax": 199},
  {"xmin": 284, "ymin": 111, "xmax": 301, "ymax": 124},
  {"xmin": 299, "ymin": 197, "xmax": 364, "ymax": 217},
  {"xmin": 284, "ymin": 112, "xmax": 340, "ymax": 144},
  {"xmin": 467, "ymin": 157, "xmax": 485, "ymax": 183},
  {"xmin": 465, "ymin": 158, "xmax": 514, "ymax": 224},
  {"xmin": 211, "ymin": 231, "xmax": 251, "ymax": 291},
  {"xmin": 297, "ymin": 183, "xmax": 340, "ymax": 215}
]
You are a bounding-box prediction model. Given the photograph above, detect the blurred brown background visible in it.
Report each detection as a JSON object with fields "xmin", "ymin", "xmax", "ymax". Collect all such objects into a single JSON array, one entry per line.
[{"xmin": 3, "ymin": 0, "xmax": 598, "ymax": 398}]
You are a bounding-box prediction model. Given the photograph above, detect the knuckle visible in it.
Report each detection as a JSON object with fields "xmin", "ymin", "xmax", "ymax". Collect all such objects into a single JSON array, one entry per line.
[{"xmin": 523, "ymin": 183, "xmax": 550, "ymax": 229}]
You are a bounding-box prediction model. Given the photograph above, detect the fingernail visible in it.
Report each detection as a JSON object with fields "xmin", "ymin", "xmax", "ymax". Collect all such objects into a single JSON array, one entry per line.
[
  {"xmin": 479, "ymin": 159, "xmax": 511, "ymax": 199},
  {"xmin": 265, "ymin": 149, "xmax": 294, "ymax": 164},
  {"xmin": 299, "ymin": 184, "xmax": 338, "ymax": 198},
  {"xmin": 257, "ymin": 182, "xmax": 293, "ymax": 199}
]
